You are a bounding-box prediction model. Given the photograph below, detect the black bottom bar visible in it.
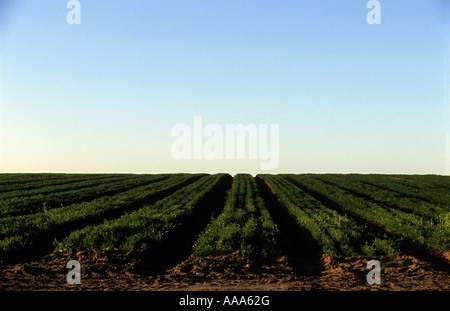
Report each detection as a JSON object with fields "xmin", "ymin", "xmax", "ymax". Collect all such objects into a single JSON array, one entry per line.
[{"xmin": 1, "ymin": 290, "xmax": 448, "ymax": 310}]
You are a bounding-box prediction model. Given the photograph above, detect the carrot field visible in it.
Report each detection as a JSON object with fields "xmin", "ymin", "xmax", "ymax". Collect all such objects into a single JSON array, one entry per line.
[{"xmin": 0, "ymin": 173, "xmax": 449, "ymax": 291}]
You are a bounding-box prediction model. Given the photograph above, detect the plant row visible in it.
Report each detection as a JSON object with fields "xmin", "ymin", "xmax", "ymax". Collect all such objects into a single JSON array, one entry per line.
[
  {"xmin": 382, "ymin": 174, "xmax": 450, "ymax": 191},
  {"xmin": 0, "ymin": 174, "xmax": 171, "ymax": 217},
  {"xmin": 345, "ymin": 174, "xmax": 450, "ymax": 208},
  {"xmin": 259, "ymin": 175, "xmax": 399, "ymax": 257},
  {"xmin": 0, "ymin": 174, "xmax": 204, "ymax": 254},
  {"xmin": 0, "ymin": 174, "xmax": 114, "ymax": 192},
  {"xmin": 55, "ymin": 174, "xmax": 229, "ymax": 253},
  {"xmin": 0, "ymin": 174, "xmax": 128, "ymax": 201},
  {"xmin": 310, "ymin": 174, "xmax": 449, "ymax": 222},
  {"xmin": 283, "ymin": 175, "xmax": 450, "ymax": 252},
  {"xmin": 193, "ymin": 174, "xmax": 279, "ymax": 258}
]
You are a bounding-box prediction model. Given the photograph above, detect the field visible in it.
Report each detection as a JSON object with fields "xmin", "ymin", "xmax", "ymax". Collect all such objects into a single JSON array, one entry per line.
[{"xmin": 0, "ymin": 173, "xmax": 449, "ymax": 291}]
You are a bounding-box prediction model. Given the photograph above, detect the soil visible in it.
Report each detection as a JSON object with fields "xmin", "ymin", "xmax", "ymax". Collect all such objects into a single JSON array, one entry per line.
[{"xmin": 0, "ymin": 250, "xmax": 448, "ymax": 291}]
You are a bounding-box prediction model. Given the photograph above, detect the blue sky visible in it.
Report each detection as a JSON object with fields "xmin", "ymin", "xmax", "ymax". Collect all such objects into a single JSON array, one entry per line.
[{"xmin": 0, "ymin": 1, "xmax": 449, "ymax": 175}]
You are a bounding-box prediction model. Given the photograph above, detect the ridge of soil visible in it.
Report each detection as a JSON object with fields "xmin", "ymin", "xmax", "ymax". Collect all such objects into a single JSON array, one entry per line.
[{"xmin": 0, "ymin": 250, "xmax": 448, "ymax": 291}]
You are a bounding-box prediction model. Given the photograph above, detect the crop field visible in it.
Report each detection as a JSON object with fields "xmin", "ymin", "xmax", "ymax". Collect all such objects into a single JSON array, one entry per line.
[{"xmin": 0, "ymin": 173, "xmax": 449, "ymax": 291}]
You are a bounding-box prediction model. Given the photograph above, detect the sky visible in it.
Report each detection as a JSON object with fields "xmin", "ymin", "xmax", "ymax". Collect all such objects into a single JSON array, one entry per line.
[{"xmin": 0, "ymin": 0, "xmax": 449, "ymax": 175}]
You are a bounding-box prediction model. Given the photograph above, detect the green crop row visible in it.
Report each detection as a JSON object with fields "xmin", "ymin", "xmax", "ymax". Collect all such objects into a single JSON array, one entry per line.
[
  {"xmin": 311, "ymin": 174, "xmax": 449, "ymax": 222},
  {"xmin": 192, "ymin": 174, "xmax": 278, "ymax": 258},
  {"xmin": 55, "ymin": 174, "xmax": 229, "ymax": 253},
  {"xmin": 0, "ymin": 173, "xmax": 69, "ymax": 185},
  {"xmin": 0, "ymin": 174, "xmax": 170, "ymax": 217},
  {"xmin": 379, "ymin": 174, "xmax": 450, "ymax": 191},
  {"xmin": 0, "ymin": 174, "xmax": 111, "ymax": 192},
  {"xmin": 0, "ymin": 174, "xmax": 203, "ymax": 254},
  {"xmin": 0, "ymin": 174, "xmax": 128, "ymax": 201},
  {"xmin": 346, "ymin": 174, "xmax": 450, "ymax": 208},
  {"xmin": 259, "ymin": 175, "xmax": 399, "ymax": 257},
  {"xmin": 284, "ymin": 175, "xmax": 450, "ymax": 252}
]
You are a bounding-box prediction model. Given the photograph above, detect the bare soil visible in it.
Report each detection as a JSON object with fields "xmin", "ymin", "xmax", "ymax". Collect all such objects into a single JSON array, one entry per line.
[{"xmin": 0, "ymin": 250, "xmax": 448, "ymax": 291}]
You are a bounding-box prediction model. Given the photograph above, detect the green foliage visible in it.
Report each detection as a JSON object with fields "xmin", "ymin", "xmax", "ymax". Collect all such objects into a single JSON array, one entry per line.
[
  {"xmin": 0, "ymin": 173, "xmax": 448, "ymax": 260},
  {"xmin": 0, "ymin": 174, "xmax": 204, "ymax": 254},
  {"xmin": 284, "ymin": 174, "xmax": 450, "ymax": 252},
  {"xmin": 259, "ymin": 174, "xmax": 401, "ymax": 257},
  {"xmin": 0, "ymin": 174, "xmax": 170, "ymax": 217},
  {"xmin": 192, "ymin": 174, "xmax": 279, "ymax": 259},
  {"xmin": 55, "ymin": 174, "xmax": 228, "ymax": 253}
]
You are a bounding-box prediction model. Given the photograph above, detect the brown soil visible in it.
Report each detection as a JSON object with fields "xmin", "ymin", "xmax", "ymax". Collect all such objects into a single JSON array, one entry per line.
[{"xmin": 0, "ymin": 250, "xmax": 448, "ymax": 291}]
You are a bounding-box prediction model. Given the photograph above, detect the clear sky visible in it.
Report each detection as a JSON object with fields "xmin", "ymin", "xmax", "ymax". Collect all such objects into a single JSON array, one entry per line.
[{"xmin": 0, "ymin": 1, "xmax": 449, "ymax": 175}]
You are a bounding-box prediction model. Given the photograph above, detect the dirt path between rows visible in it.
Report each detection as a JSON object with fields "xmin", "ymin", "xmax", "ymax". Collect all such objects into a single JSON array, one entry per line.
[{"xmin": 0, "ymin": 250, "xmax": 448, "ymax": 291}]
